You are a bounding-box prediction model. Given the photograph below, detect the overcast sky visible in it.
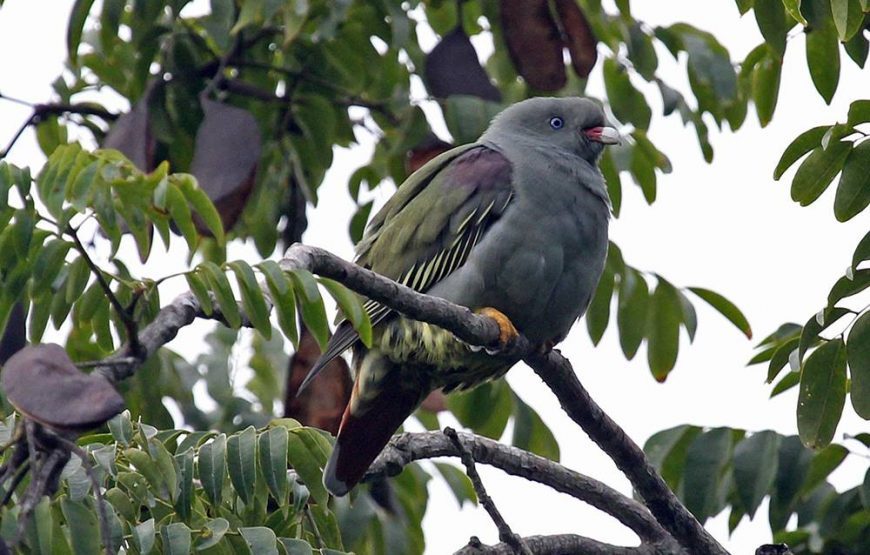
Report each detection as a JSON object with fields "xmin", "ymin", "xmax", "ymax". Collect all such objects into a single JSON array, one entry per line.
[{"xmin": 0, "ymin": 1, "xmax": 867, "ymax": 553}]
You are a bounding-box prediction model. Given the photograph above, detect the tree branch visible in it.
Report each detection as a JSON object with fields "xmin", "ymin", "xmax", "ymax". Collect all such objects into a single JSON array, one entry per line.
[
  {"xmin": 366, "ymin": 430, "xmax": 670, "ymax": 545},
  {"xmin": 524, "ymin": 351, "xmax": 726, "ymax": 555},
  {"xmin": 454, "ymin": 534, "xmax": 671, "ymax": 555},
  {"xmin": 90, "ymin": 243, "xmax": 725, "ymax": 554},
  {"xmin": 443, "ymin": 427, "xmax": 532, "ymax": 555}
]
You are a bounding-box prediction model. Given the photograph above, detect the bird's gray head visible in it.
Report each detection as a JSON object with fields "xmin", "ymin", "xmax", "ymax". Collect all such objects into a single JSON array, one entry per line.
[{"xmin": 481, "ymin": 97, "xmax": 620, "ymax": 163}]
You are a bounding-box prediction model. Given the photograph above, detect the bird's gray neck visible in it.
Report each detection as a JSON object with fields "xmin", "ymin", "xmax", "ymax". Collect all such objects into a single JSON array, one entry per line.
[{"xmin": 481, "ymin": 137, "xmax": 611, "ymax": 209}]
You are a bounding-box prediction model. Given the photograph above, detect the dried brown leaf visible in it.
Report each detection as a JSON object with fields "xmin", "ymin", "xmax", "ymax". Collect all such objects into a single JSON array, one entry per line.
[
  {"xmin": 425, "ymin": 26, "xmax": 502, "ymax": 101},
  {"xmin": 555, "ymin": 0, "xmax": 598, "ymax": 78},
  {"xmin": 190, "ymin": 97, "xmax": 262, "ymax": 233},
  {"xmin": 500, "ymin": 0, "xmax": 567, "ymax": 91},
  {"xmin": 1, "ymin": 344, "xmax": 125, "ymax": 432}
]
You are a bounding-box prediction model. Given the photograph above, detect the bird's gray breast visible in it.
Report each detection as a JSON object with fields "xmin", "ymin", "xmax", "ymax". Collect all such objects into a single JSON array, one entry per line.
[{"xmin": 428, "ymin": 151, "xmax": 610, "ymax": 346}]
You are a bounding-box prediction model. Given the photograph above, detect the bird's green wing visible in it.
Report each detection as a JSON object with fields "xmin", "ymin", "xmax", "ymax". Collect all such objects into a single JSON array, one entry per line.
[{"xmin": 300, "ymin": 143, "xmax": 514, "ymax": 391}]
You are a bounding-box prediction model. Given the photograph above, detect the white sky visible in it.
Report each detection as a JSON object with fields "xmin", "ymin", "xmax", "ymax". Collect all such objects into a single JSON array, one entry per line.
[{"xmin": 0, "ymin": 1, "xmax": 868, "ymax": 553}]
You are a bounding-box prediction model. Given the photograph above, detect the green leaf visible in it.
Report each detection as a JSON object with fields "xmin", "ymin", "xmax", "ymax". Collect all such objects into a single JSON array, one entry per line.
[
  {"xmin": 733, "ymin": 430, "xmax": 781, "ymax": 518},
  {"xmin": 64, "ymin": 256, "xmax": 91, "ymax": 304},
  {"xmin": 626, "ymin": 23, "xmax": 658, "ymax": 80},
  {"xmin": 847, "ymin": 100, "xmax": 870, "ymax": 127},
  {"xmin": 433, "ymin": 462, "xmax": 477, "ymax": 508},
  {"xmin": 768, "ymin": 337, "xmax": 800, "ymax": 383},
  {"xmin": 847, "ymin": 311, "xmax": 870, "ymax": 418},
  {"xmin": 30, "ymin": 497, "xmax": 53, "ymax": 555},
  {"xmin": 774, "ymin": 125, "xmax": 828, "ymax": 179},
  {"xmin": 447, "ymin": 380, "xmax": 513, "ymax": 440},
  {"xmin": 147, "ymin": 438, "xmax": 179, "ymax": 502},
  {"xmin": 443, "ymin": 96, "xmax": 503, "ymax": 144},
  {"xmin": 67, "ymin": 0, "xmax": 96, "ymax": 64},
  {"xmin": 61, "ymin": 499, "xmax": 100, "ymax": 555},
  {"xmin": 278, "ymin": 538, "xmax": 314, "ymax": 555},
  {"xmin": 603, "ymin": 58, "xmax": 652, "ymax": 129},
  {"xmin": 771, "ymin": 371, "xmax": 801, "ymax": 397},
  {"xmin": 257, "ymin": 260, "xmax": 298, "ymax": 346},
  {"xmin": 752, "ymin": 49, "xmax": 782, "ymax": 126},
  {"xmin": 195, "ymin": 518, "xmax": 229, "ymax": 551},
  {"xmin": 833, "ymin": 139, "xmax": 870, "ymax": 221},
  {"xmin": 198, "ymin": 434, "xmax": 227, "ymax": 507},
  {"xmin": 319, "ymin": 278, "xmax": 372, "ymax": 347},
  {"xmin": 616, "ymin": 268, "xmax": 649, "ymax": 359},
  {"xmin": 166, "ymin": 184, "xmax": 197, "ymax": 251},
  {"xmin": 132, "ymin": 519, "xmax": 156, "ymax": 554},
  {"xmin": 647, "ymin": 280, "xmax": 682, "ymax": 381},
  {"xmin": 781, "ymin": 0, "xmax": 808, "ymax": 25},
  {"xmin": 790, "ymin": 141, "xmax": 851, "ymax": 206},
  {"xmin": 198, "ymin": 261, "xmax": 241, "ymax": 328},
  {"xmin": 239, "ymin": 527, "xmax": 279, "ymax": 555},
  {"xmin": 683, "ymin": 427, "xmax": 733, "ymax": 522},
  {"xmin": 226, "ymin": 426, "xmax": 257, "ymax": 504},
  {"xmin": 177, "ymin": 174, "xmax": 225, "ymax": 245},
  {"xmin": 258, "ymin": 426, "xmax": 289, "ymax": 502},
  {"xmin": 804, "ymin": 2, "xmax": 840, "ymax": 103},
  {"xmin": 288, "ymin": 270, "xmax": 328, "ymax": 350},
  {"xmin": 286, "ymin": 428, "xmax": 330, "ymax": 506},
  {"xmin": 585, "ymin": 253, "xmax": 616, "ymax": 345},
  {"xmin": 828, "ymin": 269, "xmax": 870, "ymax": 305},
  {"xmin": 799, "ymin": 307, "xmax": 850, "ymax": 360},
  {"xmin": 511, "ymin": 393, "xmax": 560, "ymax": 461},
  {"xmin": 801, "ymin": 443, "xmax": 848, "ymax": 494},
  {"xmin": 769, "ymin": 435, "xmax": 812, "ymax": 530},
  {"xmin": 174, "ymin": 448, "xmax": 194, "ymax": 522},
  {"xmin": 754, "ymin": 0, "xmax": 788, "ymax": 55},
  {"xmin": 160, "ymin": 523, "xmax": 191, "ymax": 555},
  {"xmin": 228, "ymin": 260, "xmax": 272, "ymax": 338},
  {"xmin": 736, "ymin": 0, "xmax": 756, "ymax": 14},
  {"xmin": 798, "ymin": 338, "xmax": 847, "ymax": 448},
  {"xmin": 185, "ymin": 270, "xmax": 213, "ymax": 316},
  {"xmin": 853, "ymin": 230, "xmax": 870, "ymax": 268},
  {"xmin": 831, "ymin": 0, "xmax": 865, "ymax": 40},
  {"xmin": 844, "ymin": 22, "xmax": 869, "ymax": 66}
]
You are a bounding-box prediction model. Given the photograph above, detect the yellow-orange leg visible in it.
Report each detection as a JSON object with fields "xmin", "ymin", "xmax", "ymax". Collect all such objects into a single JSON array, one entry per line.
[{"xmin": 476, "ymin": 307, "xmax": 519, "ymax": 349}]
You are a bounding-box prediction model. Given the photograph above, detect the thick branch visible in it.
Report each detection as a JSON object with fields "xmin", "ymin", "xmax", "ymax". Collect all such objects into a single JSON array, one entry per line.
[
  {"xmin": 525, "ymin": 352, "xmax": 726, "ymax": 555},
  {"xmin": 455, "ymin": 534, "xmax": 671, "ymax": 555},
  {"xmin": 91, "ymin": 243, "xmax": 724, "ymax": 554},
  {"xmin": 279, "ymin": 244, "xmax": 521, "ymax": 353},
  {"xmin": 367, "ymin": 431, "xmax": 669, "ymax": 545}
]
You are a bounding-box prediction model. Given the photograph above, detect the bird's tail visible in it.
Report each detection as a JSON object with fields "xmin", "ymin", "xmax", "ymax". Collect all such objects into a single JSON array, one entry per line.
[{"xmin": 323, "ymin": 352, "xmax": 427, "ymax": 497}]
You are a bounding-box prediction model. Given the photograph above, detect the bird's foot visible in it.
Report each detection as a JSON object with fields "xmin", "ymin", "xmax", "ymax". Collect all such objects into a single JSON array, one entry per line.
[{"xmin": 476, "ymin": 307, "xmax": 519, "ymax": 353}]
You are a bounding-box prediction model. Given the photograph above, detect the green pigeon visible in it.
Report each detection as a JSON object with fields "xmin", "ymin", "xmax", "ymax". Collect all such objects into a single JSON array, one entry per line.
[{"xmin": 302, "ymin": 96, "xmax": 620, "ymax": 496}]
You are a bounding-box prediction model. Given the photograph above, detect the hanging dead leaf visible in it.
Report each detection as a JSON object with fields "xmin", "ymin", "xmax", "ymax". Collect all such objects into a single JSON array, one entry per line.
[
  {"xmin": 555, "ymin": 0, "xmax": 598, "ymax": 78},
  {"xmin": 0, "ymin": 303, "xmax": 26, "ymax": 366},
  {"xmin": 103, "ymin": 83, "xmax": 156, "ymax": 171},
  {"xmin": 284, "ymin": 327, "xmax": 352, "ymax": 435},
  {"xmin": 407, "ymin": 133, "xmax": 453, "ymax": 174},
  {"xmin": 189, "ymin": 97, "xmax": 262, "ymax": 233},
  {"xmin": 425, "ymin": 26, "xmax": 502, "ymax": 102},
  {"xmin": 500, "ymin": 0, "xmax": 566, "ymax": 91},
  {"xmin": 1, "ymin": 344, "xmax": 125, "ymax": 433}
]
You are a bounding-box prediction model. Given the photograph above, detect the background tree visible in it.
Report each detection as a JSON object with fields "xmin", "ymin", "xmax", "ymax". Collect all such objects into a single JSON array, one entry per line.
[{"xmin": 0, "ymin": 0, "xmax": 867, "ymax": 554}]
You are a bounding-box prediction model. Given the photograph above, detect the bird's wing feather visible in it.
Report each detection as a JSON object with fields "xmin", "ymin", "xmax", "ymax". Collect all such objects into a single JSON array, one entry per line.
[{"xmin": 300, "ymin": 144, "xmax": 514, "ymax": 392}]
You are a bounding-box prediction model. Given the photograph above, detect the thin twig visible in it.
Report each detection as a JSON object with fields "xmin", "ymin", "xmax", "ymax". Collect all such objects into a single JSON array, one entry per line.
[
  {"xmin": 66, "ymin": 225, "xmax": 143, "ymax": 358},
  {"xmin": 444, "ymin": 427, "xmax": 532, "ymax": 555}
]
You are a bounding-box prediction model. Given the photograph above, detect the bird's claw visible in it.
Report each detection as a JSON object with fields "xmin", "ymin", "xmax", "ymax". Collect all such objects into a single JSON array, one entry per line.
[{"xmin": 476, "ymin": 307, "xmax": 519, "ymax": 352}]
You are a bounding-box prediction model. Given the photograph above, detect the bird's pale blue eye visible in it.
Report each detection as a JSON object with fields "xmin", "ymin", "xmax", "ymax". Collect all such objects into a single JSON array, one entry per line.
[{"xmin": 549, "ymin": 116, "xmax": 564, "ymax": 130}]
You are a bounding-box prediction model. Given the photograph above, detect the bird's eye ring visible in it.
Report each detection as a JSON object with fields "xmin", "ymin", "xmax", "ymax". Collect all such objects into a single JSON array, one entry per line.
[{"xmin": 549, "ymin": 116, "xmax": 564, "ymax": 130}]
